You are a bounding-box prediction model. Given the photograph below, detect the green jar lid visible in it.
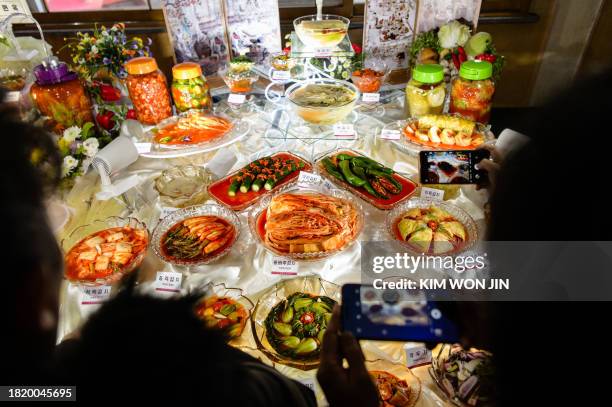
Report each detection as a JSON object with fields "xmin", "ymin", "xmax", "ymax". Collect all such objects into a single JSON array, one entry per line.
[
  {"xmin": 459, "ymin": 60, "xmax": 493, "ymax": 80},
  {"xmin": 412, "ymin": 64, "xmax": 444, "ymax": 83}
]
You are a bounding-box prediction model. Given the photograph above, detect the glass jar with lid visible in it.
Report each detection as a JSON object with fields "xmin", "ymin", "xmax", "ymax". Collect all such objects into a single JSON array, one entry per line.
[
  {"xmin": 171, "ymin": 62, "xmax": 212, "ymax": 113},
  {"xmin": 405, "ymin": 64, "xmax": 446, "ymax": 118},
  {"xmin": 125, "ymin": 57, "xmax": 173, "ymax": 125},
  {"xmin": 450, "ymin": 60, "xmax": 495, "ymax": 124},
  {"xmin": 30, "ymin": 58, "xmax": 94, "ymax": 134}
]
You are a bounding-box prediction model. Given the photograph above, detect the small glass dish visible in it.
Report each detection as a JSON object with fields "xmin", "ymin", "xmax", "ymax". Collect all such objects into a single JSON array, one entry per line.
[
  {"xmin": 386, "ymin": 198, "xmax": 478, "ymax": 256},
  {"xmin": 248, "ymin": 183, "xmax": 364, "ymax": 261},
  {"xmin": 194, "ymin": 282, "xmax": 255, "ymax": 344},
  {"xmin": 314, "ymin": 148, "xmax": 418, "ymax": 210},
  {"xmin": 366, "ymin": 359, "xmax": 422, "ymax": 407},
  {"xmin": 219, "ymin": 66, "xmax": 259, "ymax": 94},
  {"xmin": 62, "ymin": 216, "xmax": 149, "ymax": 286},
  {"xmin": 351, "ymin": 60, "xmax": 389, "ymax": 94},
  {"xmin": 269, "ymin": 52, "xmax": 296, "ymax": 72},
  {"xmin": 250, "ymin": 276, "xmax": 340, "ymax": 370},
  {"xmin": 285, "ymin": 78, "xmax": 359, "ymax": 125},
  {"xmin": 155, "ymin": 165, "xmax": 213, "ymax": 208},
  {"xmin": 294, "ymin": 14, "xmax": 350, "ymax": 49},
  {"xmin": 151, "ymin": 204, "xmax": 241, "ymax": 267}
]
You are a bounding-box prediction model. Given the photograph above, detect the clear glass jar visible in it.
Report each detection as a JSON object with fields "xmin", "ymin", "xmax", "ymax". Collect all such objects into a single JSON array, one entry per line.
[
  {"xmin": 171, "ymin": 62, "xmax": 212, "ymax": 113},
  {"xmin": 450, "ymin": 60, "xmax": 495, "ymax": 124},
  {"xmin": 30, "ymin": 60, "xmax": 93, "ymax": 134},
  {"xmin": 125, "ymin": 57, "xmax": 173, "ymax": 125},
  {"xmin": 405, "ymin": 64, "xmax": 446, "ymax": 118}
]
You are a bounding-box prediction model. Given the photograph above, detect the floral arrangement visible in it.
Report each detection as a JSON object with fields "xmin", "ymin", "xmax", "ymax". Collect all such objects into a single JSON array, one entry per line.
[
  {"xmin": 64, "ymin": 23, "xmax": 151, "ymax": 82},
  {"xmin": 409, "ymin": 20, "xmax": 504, "ymax": 81},
  {"xmin": 56, "ymin": 123, "xmax": 99, "ymax": 181},
  {"xmin": 64, "ymin": 23, "xmax": 148, "ymax": 144}
]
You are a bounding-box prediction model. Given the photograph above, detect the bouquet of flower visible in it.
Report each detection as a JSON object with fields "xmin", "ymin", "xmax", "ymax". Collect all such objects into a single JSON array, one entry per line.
[
  {"xmin": 56, "ymin": 122, "xmax": 100, "ymax": 181},
  {"xmin": 64, "ymin": 23, "xmax": 151, "ymax": 82}
]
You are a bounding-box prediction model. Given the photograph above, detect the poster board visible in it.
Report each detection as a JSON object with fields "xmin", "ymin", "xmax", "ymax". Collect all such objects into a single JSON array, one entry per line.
[
  {"xmin": 416, "ymin": 0, "xmax": 482, "ymax": 33},
  {"xmin": 362, "ymin": 0, "xmax": 419, "ymax": 72},
  {"xmin": 162, "ymin": 0, "xmax": 231, "ymax": 76},
  {"xmin": 222, "ymin": 0, "xmax": 283, "ymax": 67}
]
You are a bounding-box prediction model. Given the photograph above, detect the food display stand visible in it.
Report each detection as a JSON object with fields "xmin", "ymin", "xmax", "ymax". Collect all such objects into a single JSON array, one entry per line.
[{"xmin": 2, "ymin": 5, "xmax": 500, "ymax": 406}]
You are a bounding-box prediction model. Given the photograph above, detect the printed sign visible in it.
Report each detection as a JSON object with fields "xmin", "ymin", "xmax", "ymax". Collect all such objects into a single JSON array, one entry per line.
[
  {"xmin": 154, "ymin": 271, "xmax": 183, "ymax": 293},
  {"xmin": 333, "ymin": 123, "xmax": 355, "ymax": 138},
  {"xmin": 379, "ymin": 128, "xmax": 401, "ymax": 140},
  {"xmin": 420, "ymin": 186, "xmax": 445, "ymax": 201},
  {"xmin": 80, "ymin": 285, "xmax": 111, "ymax": 305},
  {"xmin": 362, "ymin": 93, "xmax": 381, "ymax": 103},
  {"xmin": 228, "ymin": 93, "xmax": 246, "ymax": 104},
  {"xmin": 271, "ymin": 256, "xmax": 299, "ymax": 275}
]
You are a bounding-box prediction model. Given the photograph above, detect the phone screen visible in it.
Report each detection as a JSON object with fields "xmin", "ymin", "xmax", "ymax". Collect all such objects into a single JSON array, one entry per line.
[
  {"xmin": 341, "ymin": 284, "xmax": 459, "ymax": 343},
  {"xmin": 420, "ymin": 150, "xmax": 489, "ymax": 184}
]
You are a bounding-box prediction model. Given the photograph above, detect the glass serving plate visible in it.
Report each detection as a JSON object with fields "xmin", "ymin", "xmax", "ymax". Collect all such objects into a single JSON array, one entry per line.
[
  {"xmin": 248, "ymin": 183, "xmax": 364, "ymax": 261},
  {"xmin": 386, "ymin": 198, "xmax": 478, "ymax": 256},
  {"xmin": 139, "ymin": 111, "xmax": 251, "ymax": 159},
  {"xmin": 314, "ymin": 148, "xmax": 418, "ymax": 210},
  {"xmin": 155, "ymin": 165, "xmax": 213, "ymax": 208},
  {"xmin": 285, "ymin": 78, "xmax": 359, "ymax": 126},
  {"xmin": 250, "ymin": 276, "xmax": 340, "ymax": 370},
  {"xmin": 151, "ymin": 204, "xmax": 241, "ymax": 267},
  {"xmin": 194, "ymin": 282, "xmax": 255, "ymax": 346},
  {"xmin": 62, "ymin": 216, "xmax": 149, "ymax": 286},
  {"xmin": 208, "ymin": 151, "xmax": 312, "ymax": 212},
  {"xmin": 428, "ymin": 344, "xmax": 496, "ymax": 407},
  {"xmin": 387, "ymin": 116, "xmax": 495, "ymax": 153},
  {"xmin": 366, "ymin": 359, "xmax": 422, "ymax": 407}
]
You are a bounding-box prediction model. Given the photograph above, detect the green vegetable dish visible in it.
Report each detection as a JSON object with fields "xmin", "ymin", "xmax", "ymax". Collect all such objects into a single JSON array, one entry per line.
[{"xmin": 265, "ymin": 292, "xmax": 336, "ymax": 360}]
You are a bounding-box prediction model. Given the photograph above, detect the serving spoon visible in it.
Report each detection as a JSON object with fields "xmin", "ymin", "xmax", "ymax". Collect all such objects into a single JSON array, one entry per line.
[{"xmin": 316, "ymin": 0, "xmax": 323, "ymax": 20}]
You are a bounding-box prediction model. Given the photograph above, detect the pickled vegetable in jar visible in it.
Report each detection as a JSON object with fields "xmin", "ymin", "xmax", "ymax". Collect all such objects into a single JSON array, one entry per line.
[
  {"xmin": 30, "ymin": 59, "xmax": 93, "ymax": 134},
  {"xmin": 171, "ymin": 62, "xmax": 212, "ymax": 113},
  {"xmin": 450, "ymin": 60, "xmax": 495, "ymax": 124},
  {"xmin": 125, "ymin": 57, "xmax": 173, "ymax": 125},
  {"xmin": 405, "ymin": 64, "xmax": 446, "ymax": 118}
]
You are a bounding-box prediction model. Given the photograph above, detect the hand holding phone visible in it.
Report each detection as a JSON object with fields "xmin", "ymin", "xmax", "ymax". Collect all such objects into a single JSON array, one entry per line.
[{"xmin": 420, "ymin": 149, "xmax": 490, "ymax": 185}]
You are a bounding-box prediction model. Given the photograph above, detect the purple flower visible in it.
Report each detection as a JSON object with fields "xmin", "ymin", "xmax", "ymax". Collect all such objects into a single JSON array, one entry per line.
[
  {"xmin": 146, "ymin": 37, "xmax": 152, "ymax": 46},
  {"xmin": 70, "ymin": 141, "xmax": 79, "ymax": 154},
  {"xmin": 103, "ymin": 57, "xmax": 110, "ymax": 65}
]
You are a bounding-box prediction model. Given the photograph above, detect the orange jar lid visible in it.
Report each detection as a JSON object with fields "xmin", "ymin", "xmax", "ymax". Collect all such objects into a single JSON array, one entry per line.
[
  {"xmin": 172, "ymin": 62, "xmax": 203, "ymax": 80},
  {"xmin": 125, "ymin": 57, "xmax": 158, "ymax": 75}
]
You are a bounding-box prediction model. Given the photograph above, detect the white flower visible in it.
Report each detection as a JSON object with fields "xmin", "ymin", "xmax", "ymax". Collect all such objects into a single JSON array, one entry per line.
[
  {"xmin": 91, "ymin": 45, "xmax": 99, "ymax": 54},
  {"xmin": 62, "ymin": 126, "xmax": 81, "ymax": 143},
  {"xmin": 83, "ymin": 137, "xmax": 99, "ymax": 158},
  {"xmin": 438, "ymin": 21, "xmax": 471, "ymax": 49},
  {"xmin": 62, "ymin": 155, "xmax": 79, "ymax": 177}
]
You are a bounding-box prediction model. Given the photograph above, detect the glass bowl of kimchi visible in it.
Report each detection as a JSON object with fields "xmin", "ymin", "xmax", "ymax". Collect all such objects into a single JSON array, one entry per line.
[
  {"xmin": 151, "ymin": 204, "xmax": 241, "ymax": 267},
  {"xmin": 248, "ymin": 183, "xmax": 364, "ymax": 261},
  {"xmin": 250, "ymin": 276, "xmax": 341, "ymax": 370},
  {"xmin": 365, "ymin": 359, "xmax": 422, "ymax": 407},
  {"xmin": 62, "ymin": 216, "xmax": 149, "ymax": 286}
]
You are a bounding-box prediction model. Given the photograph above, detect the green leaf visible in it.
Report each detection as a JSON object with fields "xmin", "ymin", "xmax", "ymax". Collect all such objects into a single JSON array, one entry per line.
[{"xmin": 81, "ymin": 122, "xmax": 95, "ymax": 138}]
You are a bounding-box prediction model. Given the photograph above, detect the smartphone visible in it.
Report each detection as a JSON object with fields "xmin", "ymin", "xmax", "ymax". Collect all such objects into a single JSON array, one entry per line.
[
  {"xmin": 341, "ymin": 284, "xmax": 459, "ymax": 343},
  {"xmin": 419, "ymin": 150, "xmax": 490, "ymax": 185}
]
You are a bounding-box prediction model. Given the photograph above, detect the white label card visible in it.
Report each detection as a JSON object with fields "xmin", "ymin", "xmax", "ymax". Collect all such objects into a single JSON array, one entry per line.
[
  {"xmin": 333, "ymin": 123, "xmax": 355, "ymax": 138},
  {"xmin": 4, "ymin": 91, "xmax": 20, "ymax": 103},
  {"xmin": 154, "ymin": 271, "xmax": 183, "ymax": 293},
  {"xmin": 80, "ymin": 285, "xmax": 112, "ymax": 305},
  {"xmin": 314, "ymin": 48, "xmax": 332, "ymax": 57},
  {"xmin": 271, "ymin": 70, "xmax": 291, "ymax": 81},
  {"xmin": 160, "ymin": 206, "xmax": 179, "ymax": 220},
  {"xmin": 404, "ymin": 344, "xmax": 432, "ymax": 367},
  {"xmin": 362, "ymin": 93, "xmax": 380, "ymax": 103},
  {"xmin": 297, "ymin": 171, "xmax": 322, "ymax": 188},
  {"xmin": 379, "ymin": 129, "xmax": 401, "ymax": 140},
  {"xmin": 271, "ymin": 256, "xmax": 299, "ymax": 275},
  {"xmin": 420, "ymin": 187, "xmax": 445, "ymax": 201},
  {"xmin": 228, "ymin": 94, "xmax": 246, "ymax": 104}
]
